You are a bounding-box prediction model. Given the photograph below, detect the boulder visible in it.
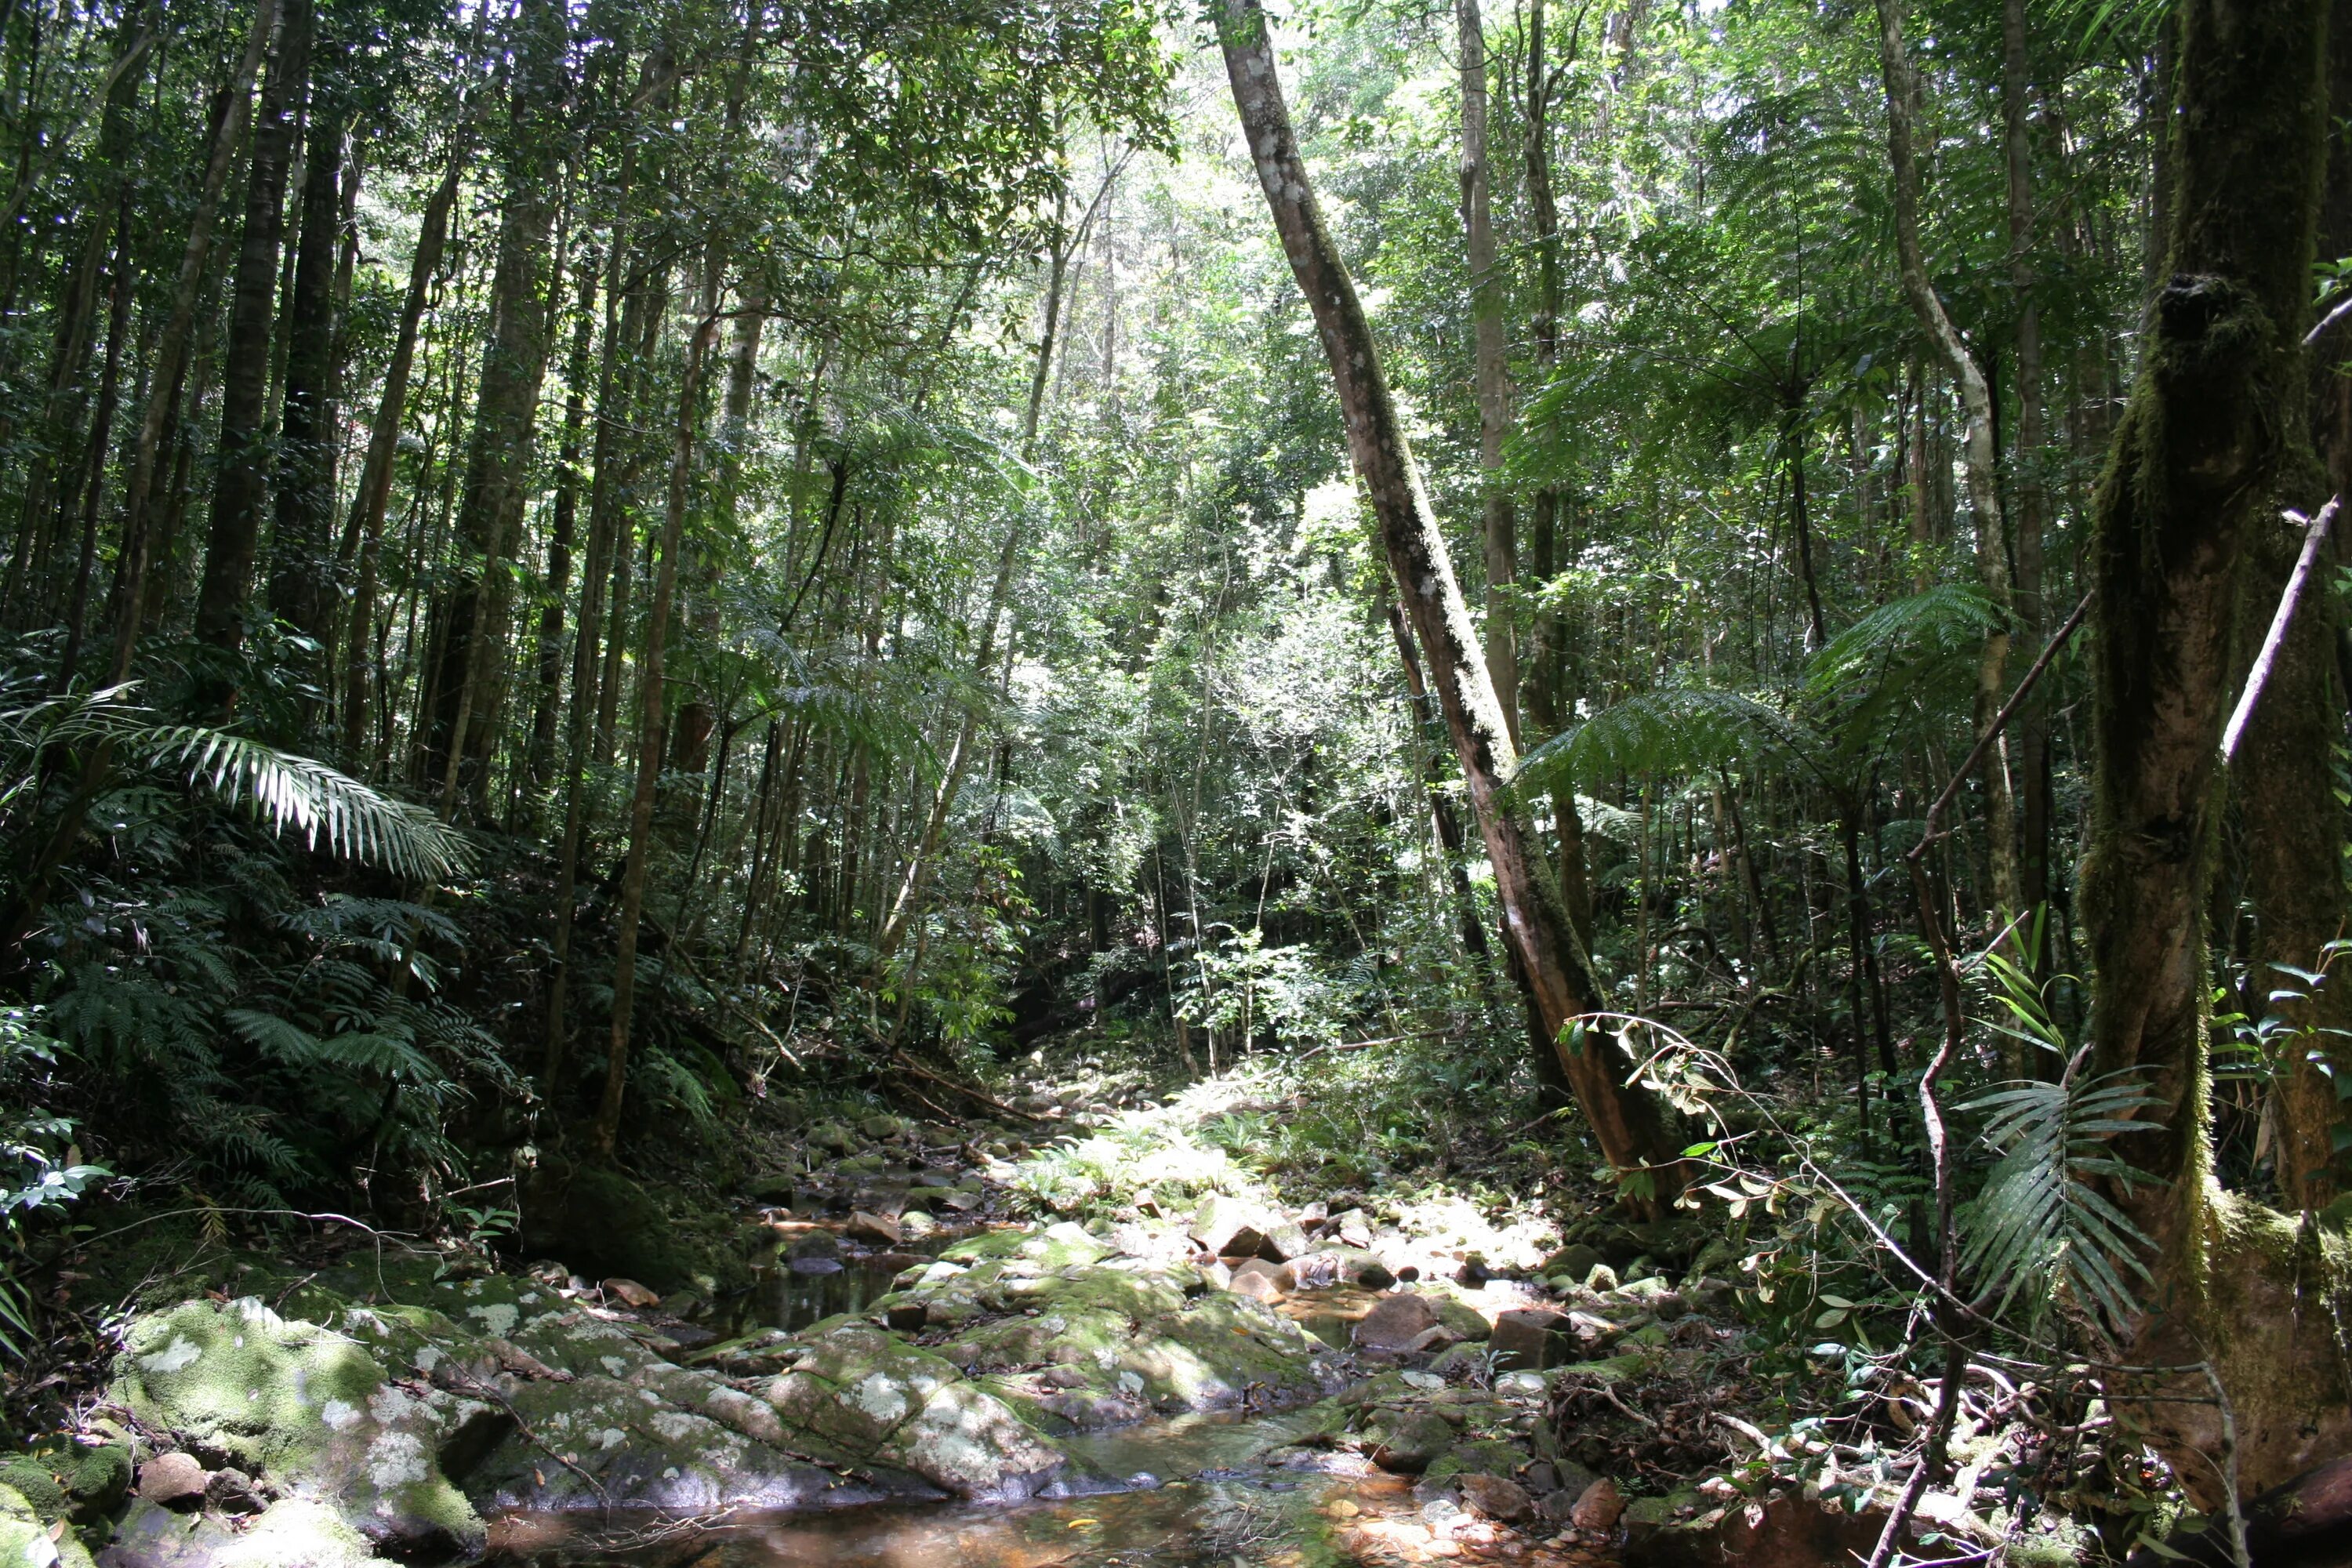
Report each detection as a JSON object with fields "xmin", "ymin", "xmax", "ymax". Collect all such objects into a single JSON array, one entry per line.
[
  {"xmin": 1458, "ymin": 1472, "xmax": 1535, "ymax": 1522},
  {"xmin": 106, "ymin": 1496, "xmax": 372, "ymax": 1568},
  {"xmin": 1189, "ymin": 1193, "xmax": 1272, "ymax": 1258},
  {"xmin": 807, "ymin": 1122, "xmax": 858, "ymax": 1154},
  {"xmin": 111, "ymin": 1298, "xmax": 488, "ymax": 1557},
  {"xmin": 0, "ymin": 1446, "xmax": 130, "ymax": 1524},
  {"xmin": 846, "ymin": 1211, "xmax": 904, "ymax": 1246},
  {"xmin": 1541, "ymin": 1243, "xmax": 1603, "ymax": 1282},
  {"xmin": 1490, "ymin": 1308, "xmax": 1570, "ymax": 1370},
  {"xmin": 860, "ymin": 1115, "xmax": 906, "ymax": 1141},
  {"xmin": 1573, "ymin": 1476, "xmax": 1626, "ymax": 1531},
  {"xmin": 1353, "ymin": 1292, "xmax": 1441, "ymax": 1352},
  {"xmin": 1370, "ymin": 1410, "xmax": 1457, "ymax": 1474},
  {"xmin": 1227, "ymin": 1260, "xmax": 1287, "ymax": 1301}
]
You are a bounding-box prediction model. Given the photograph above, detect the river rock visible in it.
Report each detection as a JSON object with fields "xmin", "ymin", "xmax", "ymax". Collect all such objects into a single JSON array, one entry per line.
[
  {"xmin": 602, "ymin": 1277, "xmax": 659, "ymax": 1308},
  {"xmin": 762, "ymin": 1323, "xmax": 1062, "ymax": 1499},
  {"xmin": 808, "ymin": 1122, "xmax": 857, "ymax": 1154},
  {"xmin": 1227, "ymin": 1260, "xmax": 1288, "ymax": 1301},
  {"xmin": 847, "ymin": 1211, "xmax": 904, "ymax": 1245},
  {"xmin": 1190, "ymin": 1193, "xmax": 1272, "ymax": 1258}
]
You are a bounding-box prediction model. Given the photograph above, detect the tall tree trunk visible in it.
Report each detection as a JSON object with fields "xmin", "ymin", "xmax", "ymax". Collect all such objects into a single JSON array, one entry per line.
[
  {"xmin": 1876, "ymin": 0, "xmax": 2023, "ymax": 926},
  {"xmin": 194, "ymin": 0, "xmax": 313, "ymax": 656},
  {"xmin": 2078, "ymin": 0, "xmax": 2341, "ymax": 1504},
  {"xmin": 593, "ymin": 296, "xmax": 720, "ymax": 1158},
  {"xmin": 1217, "ymin": 0, "xmax": 1686, "ymax": 1201},
  {"xmin": 1457, "ymin": 0, "xmax": 1518, "ymax": 742},
  {"xmin": 419, "ymin": 0, "xmax": 566, "ymax": 802},
  {"xmin": 267, "ymin": 59, "xmax": 347, "ymax": 676},
  {"xmin": 103, "ymin": 0, "xmax": 278, "ymax": 683},
  {"xmin": 341, "ymin": 153, "xmax": 459, "ymax": 754}
]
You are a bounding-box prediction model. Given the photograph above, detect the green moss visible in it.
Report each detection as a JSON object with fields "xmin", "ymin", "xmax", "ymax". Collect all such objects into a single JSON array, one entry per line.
[{"xmin": 0, "ymin": 1483, "xmax": 96, "ymax": 1568}]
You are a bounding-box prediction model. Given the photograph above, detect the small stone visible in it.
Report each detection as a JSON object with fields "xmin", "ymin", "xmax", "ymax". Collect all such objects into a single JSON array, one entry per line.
[
  {"xmin": 847, "ymin": 1211, "xmax": 904, "ymax": 1245},
  {"xmin": 1371, "ymin": 1410, "xmax": 1458, "ymax": 1473},
  {"xmin": 1335, "ymin": 1209, "xmax": 1374, "ymax": 1248},
  {"xmin": 205, "ymin": 1466, "xmax": 263, "ymax": 1515},
  {"xmin": 1459, "ymin": 1474, "xmax": 1535, "ymax": 1522},
  {"xmin": 602, "ymin": 1277, "xmax": 660, "ymax": 1308},
  {"xmin": 939, "ymin": 1189, "xmax": 983, "ymax": 1211},
  {"xmin": 885, "ymin": 1302, "xmax": 930, "ymax": 1334},
  {"xmin": 861, "ymin": 1114, "xmax": 905, "ymax": 1140},
  {"xmin": 900, "ymin": 1210, "xmax": 938, "ymax": 1240},
  {"xmin": 1405, "ymin": 1324, "xmax": 1461, "ymax": 1354},
  {"xmin": 136, "ymin": 1451, "xmax": 208, "ymax": 1511},
  {"xmin": 1571, "ymin": 1477, "xmax": 1624, "ymax": 1531}
]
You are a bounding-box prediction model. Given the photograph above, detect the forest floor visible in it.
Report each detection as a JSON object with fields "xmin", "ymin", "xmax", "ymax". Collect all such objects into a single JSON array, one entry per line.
[{"xmin": 0, "ymin": 1046, "xmax": 2098, "ymax": 1568}]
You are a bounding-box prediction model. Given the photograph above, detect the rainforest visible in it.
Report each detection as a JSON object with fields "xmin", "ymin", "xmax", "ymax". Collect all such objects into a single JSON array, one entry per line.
[{"xmin": 0, "ymin": 0, "xmax": 2343, "ymax": 1565}]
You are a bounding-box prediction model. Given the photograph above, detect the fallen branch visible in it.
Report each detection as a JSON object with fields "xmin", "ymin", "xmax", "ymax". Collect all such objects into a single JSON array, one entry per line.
[{"xmin": 2220, "ymin": 497, "xmax": 2340, "ymax": 763}]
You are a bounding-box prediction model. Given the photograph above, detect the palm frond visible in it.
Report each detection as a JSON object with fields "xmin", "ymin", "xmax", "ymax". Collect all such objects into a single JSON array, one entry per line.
[
  {"xmin": 1515, "ymin": 688, "xmax": 1821, "ymax": 795},
  {"xmin": 140, "ymin": 728, "xmax": 469, "ymax": 881},
  {"xmin": 1959, "ymin": 1069, "xmax": 2165, "ymax": 1341}
]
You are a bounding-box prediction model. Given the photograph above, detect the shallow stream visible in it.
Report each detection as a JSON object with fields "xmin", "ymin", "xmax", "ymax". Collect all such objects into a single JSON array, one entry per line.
[{"xmin": 488, "ymin": 1405, "xmax": 1600, "ymax": 1568}]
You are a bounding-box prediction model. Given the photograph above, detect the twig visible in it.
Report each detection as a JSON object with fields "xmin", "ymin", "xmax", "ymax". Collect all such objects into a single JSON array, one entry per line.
[
  {"xmin": 2307, "ymin": 292, "xmax": 2352, "ymax": 348},
  {"xmin": 2220, "ymin": 497, "xmax": 2340, "ymax": 762},
  {"xmin": 1915, "ymin": 592, "xmax": 2089, "ymax": 855}
]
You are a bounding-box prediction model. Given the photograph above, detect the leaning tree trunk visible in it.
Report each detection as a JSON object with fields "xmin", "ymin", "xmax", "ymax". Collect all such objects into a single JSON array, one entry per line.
[
  {"xmin": 1217, "ymin": 0, "xmax": 1686, "ymax": 1200},
  {"xmin": 2077, "ymin": 0, "xmax": 2346, "ymax": 1506}
]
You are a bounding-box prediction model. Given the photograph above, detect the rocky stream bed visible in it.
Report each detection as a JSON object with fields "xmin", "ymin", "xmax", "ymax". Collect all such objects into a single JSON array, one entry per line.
[{"xmin": 0, "ymin": 1112, "xmax": 1979, "ymax": 1568}]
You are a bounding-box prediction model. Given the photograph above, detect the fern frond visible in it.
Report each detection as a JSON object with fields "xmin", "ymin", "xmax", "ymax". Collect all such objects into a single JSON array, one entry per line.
[
  {"xmin": 140, "ymin": 728, "xmax": 469, "ymax": 881},
  {"xmin": 1515, "ymin": 688, "xmax": 1821, "ymax": 794},
  {"xmin": 1803, "ymin": 584, "xmax": 1998, "ymax": 706}
]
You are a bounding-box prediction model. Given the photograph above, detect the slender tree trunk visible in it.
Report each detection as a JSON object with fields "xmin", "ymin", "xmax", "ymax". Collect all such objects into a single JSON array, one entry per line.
[
  {"xmin": 593, "ymin": 298, "xmax": 720, "ymax": 1158},
  {"xmin": 2078, "ymin": 0, "xmax": 2342, "ymax": 1504},
  {"xmin": 342, "ymin": 154, "xmax": 459, "ymax": 753},
  {"xmin": 194, "ymin": 0, "xmax": 313, "ymax": 655},
  {"xmin": 1457, "ymin": 0, "xmax": 1517, "ymax": 742},
  {"xmin": 1876, "ymin": 0, "xmax": 2022, "ymax": 925},
  {"xmin": 54, "ymin": 230, "xmax": 130, "ymax": 688},
  {"xmin": 1218, "ymin": 0, "xmax": 1686, "ymax": 1200}
]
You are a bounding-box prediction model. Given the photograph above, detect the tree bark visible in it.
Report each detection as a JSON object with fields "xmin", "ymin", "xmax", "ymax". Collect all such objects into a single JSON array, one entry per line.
[
  {"xmin": 1218, "ymin": 0, "xmax": 1685, "ymax": 1200},
  {"xmin": 2078, "ymin": 0, "xmax": 2343, "ymax": 1504},
  {"xmin": 1457, "ymin": 0, "xmax": 1517, "ymax": 743},
  {"xmin": 194, "ymin": 0, "xmax": 313, "ymax": 657},
  {"xmin": 526, "ymin": 256, "xmax": 600, "ymax": 799},
  {"xmin": 1875, "ymin": 0, "xmax": 2022, "ymax": 927}
]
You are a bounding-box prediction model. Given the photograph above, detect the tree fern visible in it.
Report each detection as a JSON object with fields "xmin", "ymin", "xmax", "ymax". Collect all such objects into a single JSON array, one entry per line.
[
  {"xmin": 141, "ymin": 728, "xmax": 467, "ymax": 881},
  {"xmin": 1802, "ymin": 583, "xmax": 1997, "ymax": 706},
  {"xmin": 1514, "ymin": 688, "xmax": 1822, "ymax": 795}
]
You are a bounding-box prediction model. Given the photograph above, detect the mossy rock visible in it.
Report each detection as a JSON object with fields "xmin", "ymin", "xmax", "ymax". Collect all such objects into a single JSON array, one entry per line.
[
  {"xmin": 0, "ymin": 1482, "xmax": 96, "ymax": 1568},
  {"xmin": 938, "ymin": 1222, "xmax": 1112, "ymax": 1272},
  {"xmin": 0, "ymin": 1446, "xmax": 129, "ymax": 1523},
  {"xmin": 111, "ymin": 1298, "xmax": 485, "ymax": 1557},
  {"xmin": 107, "ymin": 1495, "xmax": 377, "ymax": 1568}
]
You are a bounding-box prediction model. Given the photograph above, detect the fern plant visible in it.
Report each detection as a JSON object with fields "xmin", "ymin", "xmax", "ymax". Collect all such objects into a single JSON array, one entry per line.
[{"xmin": 0, "ymin": 684, "xmax": 468, "ymax": 883}]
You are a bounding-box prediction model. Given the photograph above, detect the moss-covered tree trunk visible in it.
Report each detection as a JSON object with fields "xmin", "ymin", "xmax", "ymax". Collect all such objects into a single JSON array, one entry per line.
[
  {"xmin": 1217, "ymin": 0, "xmax": 1686, "ymax": 1200},
  {"xmin": 2078, "ymin": 0, "xmax": 2348, "ymax": 1503}
]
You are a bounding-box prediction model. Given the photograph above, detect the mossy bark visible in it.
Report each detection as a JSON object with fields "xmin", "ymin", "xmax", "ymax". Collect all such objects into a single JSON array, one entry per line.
[{"xmin": 2078, "ymin": 0, "xmax": 2347, "ymax": 1503}]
